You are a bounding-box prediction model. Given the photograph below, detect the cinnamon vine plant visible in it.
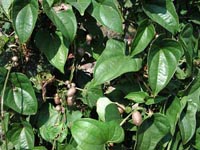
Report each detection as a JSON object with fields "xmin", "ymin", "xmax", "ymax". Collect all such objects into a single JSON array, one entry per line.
[{"xmin": 0, "ymin": 0, "xmax": 200, "ymax": 149}]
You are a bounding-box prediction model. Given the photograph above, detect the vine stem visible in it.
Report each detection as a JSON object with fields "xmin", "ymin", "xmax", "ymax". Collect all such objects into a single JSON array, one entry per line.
[
  {"xmin": 120, "ymin": 111, "xmax": 133, "ymax": 126},
  {"xmin": 1, "ymin": 66, "xmax": 12, "ymax": 118},
  {"xmin": 1, "ymin": 64, "xmax": 12, "ymax": 150}
]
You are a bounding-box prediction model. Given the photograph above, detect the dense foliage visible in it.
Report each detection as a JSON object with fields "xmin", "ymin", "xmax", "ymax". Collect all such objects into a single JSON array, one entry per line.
[{"xmin": 0, "ymin": 0, "xmax": 200, "ymax": 149}]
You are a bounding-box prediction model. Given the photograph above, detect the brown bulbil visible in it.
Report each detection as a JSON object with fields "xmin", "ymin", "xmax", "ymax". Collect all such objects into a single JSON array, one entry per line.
[
  {"xmin": 67, "ymin": 87, "xmax": 76, "ymax": 97},
  {"xmin": 12, "ymin": 56, "xmax": 18, "ymax": 62},
  {"xmin": 55, "ymin": 105, "xmax": 62, "ymax": 111},
  {"xmin": 54, "ymin": 94, "xmax": 61, "ymax": 104},
  {"xmin": 132, "ymin": 111, "xmax": 142, "ymax": 126},
  {"xmin": 67, "ymin": 96, "xmax": 74, "ymax": 106}
]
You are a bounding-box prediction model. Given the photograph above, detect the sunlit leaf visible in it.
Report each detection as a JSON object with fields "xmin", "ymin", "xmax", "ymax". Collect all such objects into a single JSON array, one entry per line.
[
  {"xmin": 12, "ymin": 0, "xmax": 38, "ymax": 43},
  {"xmin": 142, "ymin": 0, "xmax": 179, "ymax": 34},
  {"xmin": 148, "ymin": 38, "xmax": 183, "ymax": 95}
]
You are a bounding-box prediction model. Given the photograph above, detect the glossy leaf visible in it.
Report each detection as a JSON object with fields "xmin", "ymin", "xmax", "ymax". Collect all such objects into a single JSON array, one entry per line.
[
  {"xmin": 178, "ymin": 100, "xmax": 198, "ymax": 144},
  {"xmin": 148, "ymin": 39, "xmax": 183, "ymax": 96},
  {"xmin": 142, "ymin": 0, "xmax": 179, "ymax": 34},
  {"xmin": 71, "ymin": 118, "xmax": 124, "ymax": 150},
  {"xmin": 135, "ymin": 113, "xmax": 170, "ymax": 150},
  {"xmin": 165, "ymin": 97, "xmax": 187, "ymax": 134},
  {"xmin": 4, "ymin": 73, "xmax": 38, "ymax": 115},
  {"xmin": 94, "ymin": 39, "xmax": 142, "ymax": 86},
  {"xmin": 65, "ymin": 0, "xmax": 91, "ymax": 15},
  {"xmin": 35, "ymin": 30, "xmax": 69, "ymax": 73},
  {"xmin": 81, "ymin": 81, "xmax": 103, "ymax": 107},
  {"xmin": 91, "ymin": 0, "xmax": 123, "ymax": 33},
  {"xmin": 12, "ymin": 0, "xmax": 38, "ymax": 43},
  {"xmin": 37, "ymin": 103, "xmax": 68, "ymax": 143},
  {"xmin": 131, "ymin": 20, "xmax": 155, "ymax": 56},
  {"xmin": 7, "ymin": 121, "xmax": 34, "ymax": 150},
  {"xmin": 125, "ymin": 91, "xmax": 148, "ymax": 103},
  {"xmin": 96, "ymin": 97, "xmax": 121, "ymax": 122},
  {"xmin": 42, "ymin": 0, "xmax": 77, "ymax": 42}
]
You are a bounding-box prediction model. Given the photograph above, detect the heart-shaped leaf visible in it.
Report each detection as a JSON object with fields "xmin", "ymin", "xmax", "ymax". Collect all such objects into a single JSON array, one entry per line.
[
  {"xmin": 178, "ymin": 100, "xmax": 198, "ymax": 144},
  {"xmin": 135, "ymin": 113, "xmax": 170, "ymax": 150},
  {"xmin": 148, "ymin": 38, "xmax": 183, "ymax": 96},
  {"xmin": 7, "ymin": 121, "xmax": 34, "ymax": 150},
  {"xmin": 4, "ymin": 73, "xmax": 38, "ymax": 115},
  {"xmin": 42, "ymin": 0, "xmax": 77, "ymax": 42},
  {"xmin": 65, "ymin": 0, "xmax": 91, "ymax": 16},
  {"xmin": 93, "ymin": 39, "xmax": 142, "ymax": 86},
  {"xmin": 11, "ymin": 0, "xmax": 38, "ymax": 43},
  {"xmin": 71, "ymin": 118, "xmax": 124, "ymax": 150},
  {"xmin": 90, "ymin": 0, "xmax": 123, "ymax": 33},
  {"xmin": 131, "ymin": 20, "xmax": 155, "ymax": 57},
  {"xmin": 142, "ymin": 0, "xmax": 179, "ymax": 34},
  {"xmin": 35, "ymin": 30, "xmax": 69, "ymax": 73}
]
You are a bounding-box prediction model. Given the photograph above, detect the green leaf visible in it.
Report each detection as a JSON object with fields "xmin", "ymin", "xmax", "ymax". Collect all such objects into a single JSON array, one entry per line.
[
  {"xmin": 179, "ymin": 24, "xmax": 198, "ymax": 77},
  {"xmin": 93, "ymin": 39, "xmax": 142, "ymax": 86},
  {"xmin": 81, "ymin": 81, "xmax": 103, "ymax": 107},
  {"xmin": 67, "ymin": 110, "xmax": 83, "ymax": 127},
  {"xmin": 45, "ymin": 0, "xmax": 54, "ymax": 7},
  {"xmin": 32, "ymin": 146, "xmax": 47, "ymax": 150},
  {"xmin": 42, "ymin": 0, "xmax": 77, "ymax": 42},
  {"xmin": 65, "ymin": 0, "xmax": 91, "ymax": 16},
  {"xmin": 90, "ymin": 0, "xmax": 123, "ymax": 33},
  {"xmin": 7, "ymin": 121, "xmax": 34, "ymax": 150},
  {"xmin": 0, "ymin": 35, "xmax": 9, "ymax": 53},
  {"xmin": 35, "ymin": 30, "xmax": 69, "ymax": 73},
  {"xmin": 4, "ymin": 73, "xmax": 38, "ymax": 115},
  {"xmin": 71, "ymin": 118, "xmax": 124, "ymax": 150},
  {"xmin": 142, "ymin": 0, "xmax": 179, "ymax": 34},
  {"xmin": 1, "ymin": 0, "xmax": 13, "ymax": 17},
  {"xmin": 96, "ymin": 97, "xmax": 121, "ymax": 122},
  {"xmin": 184, "ymin": 70, "xmax": 200, "ymax": 110},
  {"xmin": 37, "ymin": 103, "xmax": 68, "ymax": 143},
  {"xmin": 131, "ymin": 20, "xmax": 155, "ymax": 56},
  {"xmin": 148, "ymin": 39, "xmax": 183, "ymax": 96},
  {"xmin": 178, "ymin": 100, "xmax": 198, "ymax": 144},
  {"xmin": 170, "ymin": 131, "xmax": 182, "ymax": 150},
  {"xmin": 11, "ymin": 0, "xmax": 38, "ymax": 43},
  {"xmin": 165, "ymin": 97, "xmax": 187, "ymax": 134},
  {"xmin": 193, "ymin": 127, "xmax": 200, "ymax": 150},
  {"xmin": 125, "ymin": 91, "xmax": 148, "ymax": 103},
  {"xmin": 135, "ymin": 113, "xmax": 170, "ymax": 150},
  {"xmin": 33, "ymin": 146, "xmax": 47, "ymax": 150},
  {"xmin": 145, "ymin": 96, "xmax": 167, "ymax": 105}
]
